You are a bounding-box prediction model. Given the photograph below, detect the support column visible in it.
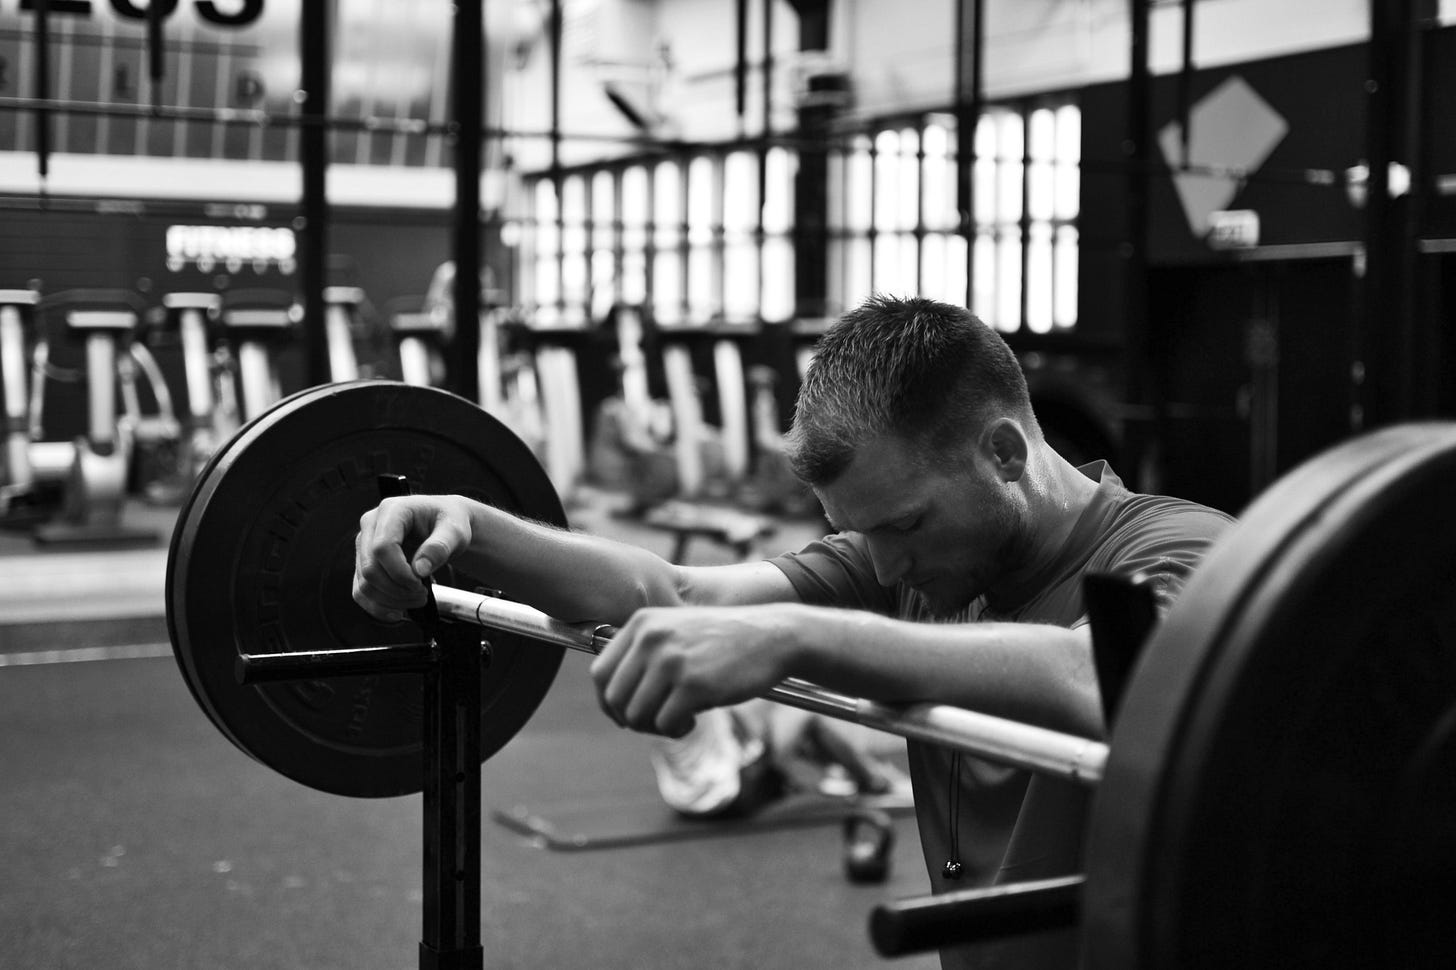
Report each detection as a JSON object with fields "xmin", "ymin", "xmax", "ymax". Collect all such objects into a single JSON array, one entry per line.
[
  {"xmin": 449, "ymin": 0, "xmax": 486, "ymax": 400},
  {"xmin": 300, "ymin": 0, "xmax": 330, "ymax": 389},
  {"xmin": 787, "ymin": 0, "xmax": 834, "ymax": 320},
  {"xmin": 1359, "ymin": 0, "xmax": 1432, "ymax": 426}
]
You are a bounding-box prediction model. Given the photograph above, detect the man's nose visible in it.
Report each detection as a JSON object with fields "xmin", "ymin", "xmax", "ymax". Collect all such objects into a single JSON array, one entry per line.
[{"xmin": 866, "ymin": 535, "xmax": 911, "ymax": 587}]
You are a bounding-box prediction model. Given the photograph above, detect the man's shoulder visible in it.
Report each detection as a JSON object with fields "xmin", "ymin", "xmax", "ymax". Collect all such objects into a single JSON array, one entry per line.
[
  {"xmin": 1086, "ymin": 493, "xmax": 1236, "ymax": 609},
  {"xmin": 1083, "ymin": 491, "xmax": 1232, "ymax": 564},
  {"xmin": 1118, "ymin": 492, "xmax": 1236, "ymax": 531},
  {"xmin": 1082, "ymin": 463, "xmax": 1235, "ymax": 542}
]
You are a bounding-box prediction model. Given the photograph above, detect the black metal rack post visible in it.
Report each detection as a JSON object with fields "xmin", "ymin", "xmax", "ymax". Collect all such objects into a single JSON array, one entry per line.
[
  {"xmin": 300, "ymin": 0, "xmax": 331, "ymax": 389},
  {"xmin": 236, "ymin": 628, "xmax": 487, "ymax": 970},
  {"xmin": 420, "ymin": 622, "xmax": 486, "ymax": 970},
  {"xmin": 450, "ymin": 0, "xmax": 485, "ymax": 400}
]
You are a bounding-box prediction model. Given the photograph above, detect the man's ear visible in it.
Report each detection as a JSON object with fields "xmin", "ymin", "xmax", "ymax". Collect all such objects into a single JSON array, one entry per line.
[{"xmin": 984, "ymin": 418, "xmax": 1029, "ymax": 482}]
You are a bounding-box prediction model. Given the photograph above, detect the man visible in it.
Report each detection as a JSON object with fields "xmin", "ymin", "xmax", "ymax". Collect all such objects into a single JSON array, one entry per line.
[{"xmin": 354, "ymin": 295, "xmax": 1233, "ymax": 968}]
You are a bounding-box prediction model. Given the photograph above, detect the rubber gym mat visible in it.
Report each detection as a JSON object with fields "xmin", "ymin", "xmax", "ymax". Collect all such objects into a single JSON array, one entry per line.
[{"xmin": 492, "ymin": 789, "xmax": 915, "ymax": 852}]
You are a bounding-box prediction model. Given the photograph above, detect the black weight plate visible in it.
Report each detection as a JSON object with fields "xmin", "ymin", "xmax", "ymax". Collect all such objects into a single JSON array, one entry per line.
[
  {"xmin": 166, "ymin": 380, "xmax": 567, "ymax": 798},
  {"xmin": 1084, "ymin": 423, "xmax": 1456, "ymax": 969}
]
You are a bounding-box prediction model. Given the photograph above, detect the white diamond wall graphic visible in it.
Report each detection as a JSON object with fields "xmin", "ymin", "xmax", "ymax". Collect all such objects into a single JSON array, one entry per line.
[{"xmin": 1158, "ymin": 74, "xmax": 1289, "ymax": 237}]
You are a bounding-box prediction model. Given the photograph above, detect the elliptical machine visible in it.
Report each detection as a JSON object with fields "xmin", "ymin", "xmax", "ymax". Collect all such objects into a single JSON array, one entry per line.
[
  {"xmin": 28, "ymin": 289, "xmax": 159, "ymax": 547},
  {"xmin": 386, "ymin": 299, "xmax": 453, "ymax": 388},
  {"xmin": 0, "ymin": 288, "xmax": 62, "ymax": 527},
  {"xmin": 142, "ymin": 292, "xmax": 239, "ymax": 490},
  {"xmin": 213, "ymin": 288, "xmax": 300, "ymax": 423}
]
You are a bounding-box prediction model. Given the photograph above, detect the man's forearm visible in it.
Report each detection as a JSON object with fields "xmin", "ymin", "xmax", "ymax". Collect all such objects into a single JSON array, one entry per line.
[
  {"xmin": 453, "ymin": 501, "xmax": 684, "ymax": 624},
  {"xmin": 785, "ymin": 607, "xmax": 1105, "ymax": 739}
]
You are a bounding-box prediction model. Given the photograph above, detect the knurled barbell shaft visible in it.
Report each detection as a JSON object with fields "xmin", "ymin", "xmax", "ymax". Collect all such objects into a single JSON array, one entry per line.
[{"xmin": 431, "ymin": 585, "xmax": 1109, "ymax": 786}]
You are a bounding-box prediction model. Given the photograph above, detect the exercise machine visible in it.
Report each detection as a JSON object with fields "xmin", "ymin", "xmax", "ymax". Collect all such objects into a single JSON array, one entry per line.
[
  {"xmin": 323, "ymin": 285, "xmax": 367, "ymax": 382},
  {"xmin": 150, "ymin": 293, "xmax": 240, "ymax": 483},
  {"xmin": 30, "ymin": 289, "xmax": 158, "ymax": 547},
  {"xmin": 387, "ymin": 300, "xmax": 453, "ymax": 388},
  {"xmin": 0, "ymin": 289, "xmax": 62, "ymax": 526},
  {"xmin": 215, "ymin": 289, "xmax": 299, "ymax": 423}
]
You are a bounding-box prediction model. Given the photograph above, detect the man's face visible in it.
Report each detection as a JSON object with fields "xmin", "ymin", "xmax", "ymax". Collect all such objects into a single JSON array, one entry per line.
[{"xmin": 815, "ymin": 432, "xmax": 1029, "ymax": 617}]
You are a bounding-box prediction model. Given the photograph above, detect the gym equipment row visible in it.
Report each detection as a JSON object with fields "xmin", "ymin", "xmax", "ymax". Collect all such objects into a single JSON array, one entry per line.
[
  {"xmin": 0, "ymin": 285, "xmax": 380, "ymax": 546},
  {"xmin": 0, "ymin": 277, "xmax": 825, "ymax": 547},
  {"xmin": 415, "ymin": 298, "xmax": 825, "ymax": 521},
  {"xmin": 0, "ymin": 288, "xmax": 167, "ymax": 546}
]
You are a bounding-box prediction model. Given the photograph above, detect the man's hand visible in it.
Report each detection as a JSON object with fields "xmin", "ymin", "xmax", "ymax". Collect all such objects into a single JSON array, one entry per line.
[
  {"xmin": 353, "ymin": 495, "xmax": 476, "ymax": 622},
  {"xmin": 589, "ymin": 603, "xmax": 805, "ymax": 737}
]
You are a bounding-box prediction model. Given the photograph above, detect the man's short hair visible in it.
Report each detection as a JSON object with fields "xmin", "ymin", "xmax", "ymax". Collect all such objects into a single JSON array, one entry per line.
[{"xmin": 784, "ymin": 295, "xmax": 1037, "ymax": 485}]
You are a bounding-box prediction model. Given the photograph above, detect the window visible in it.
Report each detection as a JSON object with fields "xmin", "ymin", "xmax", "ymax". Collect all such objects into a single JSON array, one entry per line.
[
  {"xmin": 761, "ymin": 147, "xmax": 796, "ymax": 323},
  {"xmin": 620, "ymin": 166, "xmax": 649, "ymax": 307},
  {"xmin": 1025, "ymin": 106, "xmax": 1079, "ymax": 331},
  {"xmin": 722, "ymin": 151, "xmax": 760, "ymax": 323},
  {"xmin": 827, "ymin": 134, "xmax": 875, "ymax": 314},
  {"xmin": 520, "ymin": 144, "xmax": 795, "ymax": 329},
  {"xmin": 686, "ymin": 156, "xmax": 719, "ymax": 321},
  {"xmin": 827, "ymin": 101, "xmax": 1080, "ymax": 332},
  {"xmin": 652, "ymin": 161, "xmax": 685, "ymax": 325},
  {"xmin": 560, "ymin": 174, "xmax": 589, "ymax": 326},
  {"xmin": 590, "ymin": 170, "xmax": 618, "ymax": 319},
  {"xmin": 529, "ymin": 178, "xmax": 560, "ymax": 323},
  {"xmin": 920, "ymin": 120, "xmax": 969, "ymax": 307},
  {"xmin": 519, "ymin": 101, "xmax": 1079, "ymax": 333}
]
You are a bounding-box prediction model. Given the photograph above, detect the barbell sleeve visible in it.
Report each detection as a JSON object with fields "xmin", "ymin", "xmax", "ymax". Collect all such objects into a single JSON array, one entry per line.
[
  {"xmin": 431, "ymin": 585, "xmax": 1110, "ymax": 786},
  {"xmin": 869, "ymin": 874, "xmax": 1084, "ymax": 956}
]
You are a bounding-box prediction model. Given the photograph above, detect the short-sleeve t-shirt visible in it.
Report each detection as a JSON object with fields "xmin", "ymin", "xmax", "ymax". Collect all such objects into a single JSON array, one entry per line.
[{"xmin": 767, "ymin": 462, "xmax": 1234, "ymax": 970}]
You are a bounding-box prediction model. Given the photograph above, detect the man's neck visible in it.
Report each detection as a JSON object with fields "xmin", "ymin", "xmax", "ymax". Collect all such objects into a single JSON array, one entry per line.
[{"xmin": 987, "ymin": 450, "xmax": 1103, "ymax": 609}]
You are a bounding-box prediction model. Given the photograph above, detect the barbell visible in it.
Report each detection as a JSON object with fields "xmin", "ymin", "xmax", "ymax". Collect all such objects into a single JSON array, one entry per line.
[{"xmin": 165, "ymin": 379, "xmax": 1456, "ymax": 968}]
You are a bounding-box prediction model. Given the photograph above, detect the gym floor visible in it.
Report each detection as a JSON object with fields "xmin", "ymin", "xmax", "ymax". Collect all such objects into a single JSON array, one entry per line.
[{"xmin": 0, "ymin": 489, "xmax": 938, "ymax": 970}]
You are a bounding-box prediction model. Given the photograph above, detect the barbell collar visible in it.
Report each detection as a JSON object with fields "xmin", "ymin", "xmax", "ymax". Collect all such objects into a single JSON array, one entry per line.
[{"xmin": 432, "ymin": 585, "xmax": 1109, "ymax": 785}]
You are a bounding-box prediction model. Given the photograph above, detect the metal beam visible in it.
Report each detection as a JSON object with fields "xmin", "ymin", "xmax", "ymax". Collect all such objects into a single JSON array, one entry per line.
[
  {"xmin": 449, "ymin": 0, "xmax": 484, "ymax": 400},
  {"xmin": 1360, "ymin": 0, "xmax": 1432, "ymax": 426},
  {"xmin": 299, "ymin": 0, "xmax": 330, "ymax": 389}
]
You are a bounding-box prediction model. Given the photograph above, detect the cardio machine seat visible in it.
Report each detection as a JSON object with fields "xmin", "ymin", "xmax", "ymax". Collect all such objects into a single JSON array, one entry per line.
[
  {"xmin": 39, "ymin": 289, "xmax": 147, "ymax": 339},
  {"xmin": 390, "ymin": 311, "xmax": 452, "ymax": 337},
  {"xmin": 323, "ymin": 284, "xmax": 376, "ymax": 349},
  {"xmin": 325, "ymin": 286, "xmax": 366, "ymax": 307},
  {"xmin": 219, "ymin": 289, "xmax": 299, "ymax": 341},
  {"xmin": 66, "ymin": 310, "xmax": 139, "ymax": 333},
  {"xmin": 0, "ymin": 289, "xmax": 41, "ymax": 309},
  {"xmin": 145, "ymin": 293, "xmax": 223, "ymax": 348},
  {"xmin": 163, "ymin": 293, "xmax": 223, "ymax": 310},
  {"xmin": 160, "ymin": 292, "xmax": 223, "ymax": 319}
]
